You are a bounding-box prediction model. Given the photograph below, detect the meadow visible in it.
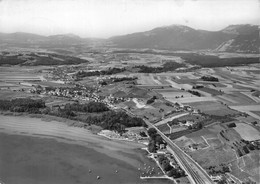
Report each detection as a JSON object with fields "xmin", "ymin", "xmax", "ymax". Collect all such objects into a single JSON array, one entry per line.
[
  {"xmin": 234, "ymin": 122, "xmax": 260, "ymax": 141},
  {"xmin": 186, "ymin": 101, "xmax": 238, "ymax": 116}
]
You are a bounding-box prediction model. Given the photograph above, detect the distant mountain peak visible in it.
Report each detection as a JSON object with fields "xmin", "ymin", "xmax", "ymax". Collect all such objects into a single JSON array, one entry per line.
[
  {"xmin": 110, "ymin": 24, "xmax": 259, "ymax": 53},
  {"xmin": 221, "ymin": 24, "xmax": 258, "ymax": 35},
  {"xmin": 152, "ymin": 24, "xmax": 194, "ymax": 32},
  {"xmin": 48, "ymin": 33, "xmax": 81, "ymax": 39}
]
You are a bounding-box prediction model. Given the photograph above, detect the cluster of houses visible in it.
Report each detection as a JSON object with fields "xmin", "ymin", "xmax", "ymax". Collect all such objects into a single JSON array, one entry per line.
[{"xmin": 29, "ymin": 84, "xmax": 101, "ymax": 101}]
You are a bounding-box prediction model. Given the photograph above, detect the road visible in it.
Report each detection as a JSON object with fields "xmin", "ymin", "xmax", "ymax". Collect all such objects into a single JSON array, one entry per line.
[{"xmin": 144, "ymin": 119, "xmax": 214, "ymax": 184}]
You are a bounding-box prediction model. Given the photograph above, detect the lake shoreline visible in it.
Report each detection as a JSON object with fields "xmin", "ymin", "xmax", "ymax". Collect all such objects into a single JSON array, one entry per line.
[{"xmin": 0, "ymin": 115, "xmax": 172, "ymax": 184}]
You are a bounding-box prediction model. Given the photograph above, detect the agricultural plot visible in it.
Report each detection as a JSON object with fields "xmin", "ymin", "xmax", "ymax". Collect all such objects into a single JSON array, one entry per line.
[
  {"xmin": 251, "ymin": 111, "xmax": 260, "ymax": 117},
  {"xmin": 155, "ymin": 112, "xmax": 189, "ymax": 126},
  {"xmin": 0, "ymin": 89, "xmax": 37, "ymax": 100},
  {"xmin": 187, "ymin": 142, "xmax": 236, "ymax": 168},
  {"xmin": 131, "ymin": 107, "xmax": 163, "ymax": 122},
  {"xmin": 234, "ymin": 123, "xmax": 260, "ymax": 141},
  {"xmin": 241, "ymin": 92, "xmax": 260, "ymax": 103},
  {"xmin": 171, "ymin": 96, "xmax": 217, "ymax": 104},
  {"xmin": 175, "ymin": 121, "xmax": 258, "ymax": 182},
  {"xmin": 151, "ymin": 100, "xmax": 177, "ymax": 114},
  {"xmin": 0, "ymin": 72, "xmax": 41, "ymax": 82},
  {"xmin": 196, "ymin": 81, "xmax": 227, "ymax": 88},
  {"xmin": 229, "ymin": 151, "xmax": 260, "ymax": 184},
  {"xmin": 151, "ymin": 75, "xmax": 162, "ymax": 85},
  {"xmin": 156, "ymin": 76, "xmax": 171, "ymax": 85},
  {"xmin": 165, "ymin": 78, "xmax": 193, "ymax": 89},
  {"xmin": 137, "ymin": 74, "xmax": 159, "ymax": 85},
  {"xmin": 175, "ymin": 137, "xmax": 195, "ymax": 148},
  {"xmin": 225, "ymin": 92, "xmax": 259, "ymax": 105},
  {"xmin": 217, "ymin": 95, "xmax": 238, "ymax": 104},
  {"xmin": 206, "ymin": 138, "xmax": 223, "ymax": 148},
  {"xmin": 169, "ymin": 126, "xmax": 187, "ymax": 134},
  {"xmin": 197, "ymin": 87, "xmax": 224, "ymax": 96},
  {"xmin": 157, "ymin": 123, "xmax": 171, "ymax": 134},
  {"xmin": 241, "ymin": 151, "xmax": 260, "ymax": 183},
  {"xmin": 174, "ymin": 124, "xmax": 223, "ymax": 149},
  {"xmin": 128, "ymin": 87, "xmax": 154, "ymax": 99},
  {"xmin": 186, "ymin": 101, "xmax": 238, "ymax": 116},
  {"xmin": 230, "ymin": 105, "xmax": 260, "ymax": 120},
  {"xmin": 0, "ymin": 82, "xmax": 20, "ymax": 89},
  {"xmin": 229, "ymin": 160, "xmax": 253, "ymax": 182},
  {"xmin": 155, "ymin": 89, "xmax": 194, "ymax": 99},
  {"xmin": 176, "ymin": 114, "xmax": 205, "ymax": 123}
]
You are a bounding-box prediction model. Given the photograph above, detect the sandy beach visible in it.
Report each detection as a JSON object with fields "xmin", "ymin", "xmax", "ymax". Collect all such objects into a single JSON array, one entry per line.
[{"xmin": 0, "ymin": 115, "xmax": 171, "ymax": 184}]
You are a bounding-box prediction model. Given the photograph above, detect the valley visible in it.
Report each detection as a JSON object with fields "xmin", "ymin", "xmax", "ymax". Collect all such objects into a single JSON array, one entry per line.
[{"xmin": 0, "ymin": 23, "xmax": 259, "ymax": 184}]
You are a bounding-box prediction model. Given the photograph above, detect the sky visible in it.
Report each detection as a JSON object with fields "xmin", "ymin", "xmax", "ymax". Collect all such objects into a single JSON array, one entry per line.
[{"xmin": 0, "ymin": 0, "xmax": 259, "ymax": 38}]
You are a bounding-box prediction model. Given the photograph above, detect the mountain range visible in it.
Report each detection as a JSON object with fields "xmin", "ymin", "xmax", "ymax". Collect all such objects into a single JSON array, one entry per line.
[
  {"xmin": 0, "ymin": 24, "xmax": 259, "ymax": 53},
  {"xmin": 110, "ymin": 24, "xmax": 259, "ymax": 53}
]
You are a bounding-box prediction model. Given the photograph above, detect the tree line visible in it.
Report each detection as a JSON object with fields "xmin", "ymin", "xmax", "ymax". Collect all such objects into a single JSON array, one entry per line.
[
  {"xmin": 0, "ymin": 98, "xmax": 147, "ymax": 133},
  {"xmin": 0, "ymin": 98, "xmax": 45, "ymax": 113},
  {"xmin": 75, "ymin": 67, "xmax": 126, "ymax": 78},
  {"xmin": 135, "ymin": 61, "xmax": 185, "ymax": 73}
]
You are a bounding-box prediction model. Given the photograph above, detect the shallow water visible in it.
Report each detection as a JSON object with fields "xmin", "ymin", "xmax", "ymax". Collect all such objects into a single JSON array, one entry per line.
[{"xmin": 0, "ymin": 115, "xmax": 172, "ymax": 184}]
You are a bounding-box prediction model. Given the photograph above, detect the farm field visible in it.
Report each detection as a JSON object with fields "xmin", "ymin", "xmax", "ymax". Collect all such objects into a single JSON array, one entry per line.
[
  {"xmin": 137, "ymin": 74, "xmax": 159, "ymax": 85},
  {"xmin": 229, "ymin": 151, "xmax": 260, "ymax": 184},
  {"xmin": 197, "ymin": 87, "xmax": 223, "ymax": 96},
  {"xmin": 0, "ymin": 69, "xmax": 42, "ymax": 81},
  {"xmin": 0, "ymin": 89, "xmax": 38, "ymax": 100},
  {"xmin": 251, "ymin": 111, "xmax": 260, "ymax": 117},
  {"xmin": 174, "ymin": 121, "xmax": 260, "ymax": 183},
  {"xmin": 241, "ymin": 152, "xmax": 260, "ymax": 183},
  {"xmin": 186, "ymin": 101, "xmax": 239, "ymax": 116},
  {"xmin": 224, "ymin": 92, "xmax": 259, "ymax": 105},
  {"xmin": 167, "ymin": 96, "xmax": 217, "ymax": 104},
  {"xmin": 154, "ymin": 112, "xmax": 189, "ymax": 126},
  {"xmin": 155, "ymin": 88, "xmax": 195, "ymax": 99},
  {"xmin": 230, "ymin": 105, "xmax": 260, "ymax": 120},
  {"xmin": 234, "ymin": 123, "xmax": 260, "ymax": 141}
]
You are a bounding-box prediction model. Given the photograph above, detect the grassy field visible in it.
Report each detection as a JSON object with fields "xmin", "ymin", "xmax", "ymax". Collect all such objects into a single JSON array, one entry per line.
[
  {"xmin": 229, "ymin": 151, "xmax": 260, "ymax": 183},
  {"xmin": 230, "ymin": 105, "xmax": 260, "ymax": 120},
  {"xmin": 188, "ymin": 142, "xmax": 236, "ymax": 168},
  {"xmin": 234, "ymin": 122, "xmax": 260, "ymax": 141},
  {"xmin": 232, "ymin": 92, "xmax": 258, "ymax": 104},
  {"xmin": 197, "ymin": 87, "xmax": 224, "ymax": 96},
  {"xmin": 0, "ymin": 89, "xmax": 38, "ymax": 100},
  {"xmin": 174, "ymin": 122, "xmax": 259, "ymax": 182},
  {"xmin": 186, "ymin": 101, "xmax": 238, "ymax": 116},
  {"xmin": 137, "ymin": 74, "xmax": 159, "ymax": 85},
  {"xmin": 242, "ymin": 151, "xmax": 260, "ymax": 183},
  {"xmin": 251, "ymin": 111, "xmax": 260, "ymax": 116},
  {"xmin": 156, "ymin": 89, "xmax": 194, "ymax": 99}
]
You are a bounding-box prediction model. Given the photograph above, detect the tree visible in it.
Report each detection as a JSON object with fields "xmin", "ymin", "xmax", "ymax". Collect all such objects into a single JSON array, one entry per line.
[
  {"xmin": 147, "ymin": 128, "xmax": 157, "ymax": 137},
  {"xmin": 197, "ymin": 122, "xmax": 203, "ymax": 129},
  {"xmin": 161, "ymin": 160, "xmax": 172, "ymax": 172},
  {"xmin": 158, "ymin": 155, "xmax": 167, "ymax": 164},
  {"xmin": 148, "ymin": 141, "xmax": 156, "ymax": 153},
  {"xmin": 227, "ymin": 123, "xmax": 236, "ymax": 128},
  {"xmin": 139, "ymin": 131, "xmax": 147, "ymax": 137},
  {"xmin": 155, "ymin": 134, "xmax": 164, "ymax": 145}
]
